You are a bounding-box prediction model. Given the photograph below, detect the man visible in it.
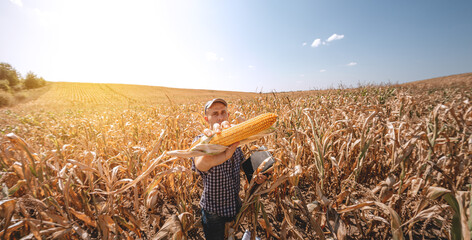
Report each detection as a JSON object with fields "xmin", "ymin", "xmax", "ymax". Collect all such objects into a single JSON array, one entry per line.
[{"xmin": 192, "ymin": 98, "xmax": 266, "ymax": 240}]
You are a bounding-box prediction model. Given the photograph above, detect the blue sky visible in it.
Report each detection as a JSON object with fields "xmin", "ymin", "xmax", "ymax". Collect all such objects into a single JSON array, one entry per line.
[{"xmin": 1, "ymin": 0, "xmax": 471, "ymax": 92}]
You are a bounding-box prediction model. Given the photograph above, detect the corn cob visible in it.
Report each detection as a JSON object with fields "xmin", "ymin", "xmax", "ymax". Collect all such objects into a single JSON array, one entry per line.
[{"xmin": 206, "ymin": 113, "xmax": 277, "ymax": 146}]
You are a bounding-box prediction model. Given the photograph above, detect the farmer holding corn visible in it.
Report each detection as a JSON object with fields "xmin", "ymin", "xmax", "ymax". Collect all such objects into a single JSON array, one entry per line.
[{"xmin": 192, "ymin": 98, "xmax": 267, "ymax": 240}]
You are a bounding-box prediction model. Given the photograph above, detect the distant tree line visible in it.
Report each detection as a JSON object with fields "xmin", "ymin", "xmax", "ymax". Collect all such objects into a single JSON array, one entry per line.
[
  {"xmin": 0, "ymin": 62, "xmax": 47, "ymax": 107},
  {"xmin": 0, "ymin": 62, "xmax": 46, "ymax": 91}
]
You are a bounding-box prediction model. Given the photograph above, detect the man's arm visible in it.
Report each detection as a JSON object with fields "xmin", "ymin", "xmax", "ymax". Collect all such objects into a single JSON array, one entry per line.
[{"xmin": 194, "ymin": 142, "xmax": 240, "ymax": 172}]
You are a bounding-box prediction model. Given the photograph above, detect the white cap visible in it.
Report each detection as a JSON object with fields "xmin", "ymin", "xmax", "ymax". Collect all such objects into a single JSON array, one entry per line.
[{"xmin": 204, "ymin": 98, "xmax": 227, "ymax": 114}]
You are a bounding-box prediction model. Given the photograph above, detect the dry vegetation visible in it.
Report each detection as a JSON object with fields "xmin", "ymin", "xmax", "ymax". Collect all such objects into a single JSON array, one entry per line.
[{"xmin": 0, "ymin": 74, "xmax": 471, "ymax": 239}]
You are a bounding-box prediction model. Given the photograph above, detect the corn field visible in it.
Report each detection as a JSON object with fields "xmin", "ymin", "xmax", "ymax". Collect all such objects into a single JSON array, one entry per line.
[{"xmin": 0, "ymin": 75, "xmax": 471, "ymax": 239}]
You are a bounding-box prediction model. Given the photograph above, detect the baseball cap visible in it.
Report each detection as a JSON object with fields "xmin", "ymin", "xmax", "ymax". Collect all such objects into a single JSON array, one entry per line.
[{"xmin": 204, "ymin": 98, "xmax": 227, "ymax": 114}]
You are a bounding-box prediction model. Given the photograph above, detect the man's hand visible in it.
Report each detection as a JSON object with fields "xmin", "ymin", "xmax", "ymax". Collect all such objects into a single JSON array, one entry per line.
[
  {"xmin": 194, "ymin": 121, "xmax": 240, "ymax": 172},
  {"xmin": 203, "ymin": 121, "xmax": 231, "ymax": 137}
]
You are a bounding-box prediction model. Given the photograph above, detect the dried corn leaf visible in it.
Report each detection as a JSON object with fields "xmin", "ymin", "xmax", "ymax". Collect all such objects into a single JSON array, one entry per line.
[
  {"xmin": 98, "ymin": 215, "xmax": 115, "ymax": 239},
  {"xmin": 338, "ymin": 201, "xmax": 404, "ymax": 240},
  {"xmin": 0, "ymin": 198, "xmax": 16, "ymax": 238},
  {"xmin": 69, "ymin": 208, "xmax": 97, "ymax": 228},
  {"xmin": 154, "ymin": 215, "xmax": 182, "ymax": 240}
]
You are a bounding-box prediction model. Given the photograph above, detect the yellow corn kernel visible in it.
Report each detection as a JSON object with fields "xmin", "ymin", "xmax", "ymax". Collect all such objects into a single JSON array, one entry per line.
[{"xmin": 209, "ymin": 113, "xmax": 277, "ymax": 146}]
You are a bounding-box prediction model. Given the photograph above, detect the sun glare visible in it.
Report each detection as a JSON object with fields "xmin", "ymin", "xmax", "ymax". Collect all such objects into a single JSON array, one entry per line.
[{"xmin": 37, "ymin": 1, "xmax": 212, "ymax": 89}]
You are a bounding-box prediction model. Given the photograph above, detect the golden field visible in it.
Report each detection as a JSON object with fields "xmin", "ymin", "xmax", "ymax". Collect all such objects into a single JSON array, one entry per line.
[{"xmin": 0, "ymin": 73, "xmax": 471, "ymax": 239}]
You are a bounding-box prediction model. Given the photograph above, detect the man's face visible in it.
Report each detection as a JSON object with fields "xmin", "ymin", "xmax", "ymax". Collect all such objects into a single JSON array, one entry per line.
[{"xmin": 204, "ymin": 102, "xmax": 228, "ymax": 129}]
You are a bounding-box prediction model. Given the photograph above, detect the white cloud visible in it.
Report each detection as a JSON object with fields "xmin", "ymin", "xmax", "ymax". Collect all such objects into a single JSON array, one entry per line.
[
  {"xmin": 248, "ymin": 65, "xmax": 255, "ymax": 70},
  {"xmin": 347, "ymin": 62, "xmax": 357, "ymax": 66},
  {"xmin": 206, "ymin": 52, "xmax": 224, "ymax": 61},
  {"xmin": 9, "ymin": 0, "xmax": 23, "ymax": 7},
  {"xmin": 302, "ymin": 42, "xmax": 307, "ymax": 46},
  {"xmin": 299, "ymin": 74, "xmax": 305, "ymax": 77},
  {"xmin": 320, "ymin": 69, "xmax": 326, "ymax": 72},
  {"xmin": 326, "ymin": 33, "xmax": 344, "ymax": 42},
  {"xmin": 311, "ymin": 38, "xmax": 321, "ymax": 48},
  {"xmin": 309, "ymin": 34, "xmax": 342, "ymax": 49}
]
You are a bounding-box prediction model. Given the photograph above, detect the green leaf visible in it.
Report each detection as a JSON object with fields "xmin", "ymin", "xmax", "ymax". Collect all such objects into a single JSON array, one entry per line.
[
  {"xmin": 443, "ymin": 193, "xmax": 462, "ymax": 240},
  {"xmin": 426, "ymin": 187, "xmax": 462, "ymax": 240}
]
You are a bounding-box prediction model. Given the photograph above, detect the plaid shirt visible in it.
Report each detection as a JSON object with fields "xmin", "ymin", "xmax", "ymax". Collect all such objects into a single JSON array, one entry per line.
[{"xmin": 191, "ymin": 135, "xmax": 244, "ymax": 217}]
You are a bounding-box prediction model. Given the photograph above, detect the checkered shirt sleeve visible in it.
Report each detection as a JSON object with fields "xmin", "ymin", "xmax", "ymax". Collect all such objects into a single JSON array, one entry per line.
[{"xmin": 191, "ymin": 135, "xmax": 245, "ymax": 217}]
